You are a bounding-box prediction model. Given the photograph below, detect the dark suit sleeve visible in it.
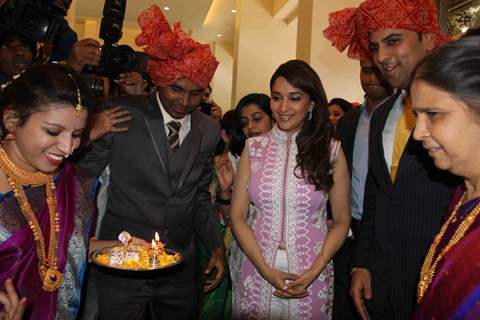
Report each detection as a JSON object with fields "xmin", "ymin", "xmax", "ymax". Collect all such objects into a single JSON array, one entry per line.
[
  {"xmin": 352, "ymin": 168, "xmax": 375, "ymax": 270},
  {"xmin": 193, "ymin": 127, "xmax": 224, "ymax": 253},
  {"xmin": 77, "ymin": 96, "xmax": 138, "ymax": 176},
  {"xmin": 336, "ymin": 115, "xmax": 349, "ymax": 143},
  {"xmin": 78, "ymin": 133, "xmax": 113, "ymax": 177}
]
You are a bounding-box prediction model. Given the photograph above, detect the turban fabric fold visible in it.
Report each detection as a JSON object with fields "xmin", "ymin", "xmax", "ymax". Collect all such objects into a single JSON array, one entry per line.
[
  {"xmin": 323, "ymin": 0, "xmax": 451, "ymax": 59},
  {"xmin": 135, "ymin": 5, "xmax": 219, "ymax": 89}
]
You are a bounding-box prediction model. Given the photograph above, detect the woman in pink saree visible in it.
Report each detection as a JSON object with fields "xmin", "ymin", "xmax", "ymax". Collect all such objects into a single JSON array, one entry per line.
[
  {"xmin": 230, "ymin": 60, "xmax": 351, "ymax": 319},
  {"xmin": 0, "ymin": 64, "xmax": 97, "ymax": 320}
]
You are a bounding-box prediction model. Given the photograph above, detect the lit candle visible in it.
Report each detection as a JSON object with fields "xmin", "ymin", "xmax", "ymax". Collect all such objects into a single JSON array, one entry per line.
[
  {"xmin": 150, "ymin": 239, "xmax": 159, "ymax": 266},
  {"xmin": 153, "ymin": 232, "xmax": 165, "ymax": 255}
]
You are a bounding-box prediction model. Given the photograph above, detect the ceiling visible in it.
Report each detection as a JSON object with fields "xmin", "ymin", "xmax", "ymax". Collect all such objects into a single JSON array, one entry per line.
[
  {"xmin": 75, "ymin": 0, "xmax": 236, "ymax": 43},
  {"xmin": 449, "ymin": 0, "xmax": 479, "ymax": 11},
  {"xmin": 446, "ymin": 0, "xmax": 480, "ymax": 34}
]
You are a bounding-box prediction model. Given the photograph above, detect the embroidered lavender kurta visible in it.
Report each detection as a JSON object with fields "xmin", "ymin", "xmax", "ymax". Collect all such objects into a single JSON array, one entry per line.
[{"xmin": 234, "ymin": 126, "xmax": 340, "ymax": 320}]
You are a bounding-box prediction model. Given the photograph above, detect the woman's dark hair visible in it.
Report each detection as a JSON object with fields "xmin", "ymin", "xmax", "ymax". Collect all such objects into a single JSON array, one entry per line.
[
  {"xmin": 328, "ymin": 98, "xmax": 353, "ymax": 113},
  {"xmin": 462, "ymin": 28, "xmax": 480, "ymax": 38},
  {"xmin": 0, "ymin": 64, "xmax": 94, "ymax": 137},
  {"xmin": 413, "ymin": 36, "xmax": 480, "ymax": 115},
  {"xmin": 215, "ymin": 110, "xmax": 236, "ymax": 156},
  {"xmin": 230, "ymin": 93, "xmax": 272, "ymax": 157},
  {"xmin": 270, "ymin": 59, "xmax": 333, "ymax": 192}
]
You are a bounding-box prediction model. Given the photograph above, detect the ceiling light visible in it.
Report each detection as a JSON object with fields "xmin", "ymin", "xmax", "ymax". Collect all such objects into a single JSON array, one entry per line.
[
  {"xmin": 231, "ymin": 9, "xmax": 237, "ymax": 13},
  {"xmin": 163, "ymin": 6, "xmax": 170, "ymax": 11},
  {"xmin": 216, "ymin": 34, "xmax": 223, "ymax": 37}
]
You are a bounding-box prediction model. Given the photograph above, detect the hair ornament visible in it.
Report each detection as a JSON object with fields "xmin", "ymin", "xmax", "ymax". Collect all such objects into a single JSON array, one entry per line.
[{"xmin": 67, "ymin": 74, "xmax": 83, "ymax": 116}]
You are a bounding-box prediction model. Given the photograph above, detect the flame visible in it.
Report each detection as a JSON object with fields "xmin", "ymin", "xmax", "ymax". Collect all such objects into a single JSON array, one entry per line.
[
  {"xmin": 151, "ymin": 239, "xmax": 156, "ymax": 249},
  {"xmin": 155, "ymin": 232, "xmax": 160, "ymax": 242}
]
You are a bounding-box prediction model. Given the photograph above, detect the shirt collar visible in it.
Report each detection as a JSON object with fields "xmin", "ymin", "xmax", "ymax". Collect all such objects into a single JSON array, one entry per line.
[
  {"xmin": 156, "ymin": 92, "xmax": 191, "ymax": 128},
  {"xmin": 360, "ymin": 100, "xmax": 369, "ymax": 116}
]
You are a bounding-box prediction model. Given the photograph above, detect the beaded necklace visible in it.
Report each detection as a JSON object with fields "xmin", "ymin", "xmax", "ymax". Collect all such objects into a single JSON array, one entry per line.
[
  {"xmin": 0, "ymin": 146, "xmax": 63, "ymax": 291},
  {"xmin": 417, "ymin": 192, "xmax": 480, "ymax": 302}
]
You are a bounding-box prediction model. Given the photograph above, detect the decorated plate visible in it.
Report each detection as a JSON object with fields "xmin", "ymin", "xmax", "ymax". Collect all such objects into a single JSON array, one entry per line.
[{"xmin": 91, "ymin": 245, "xmax": 182, "ymax": 271}]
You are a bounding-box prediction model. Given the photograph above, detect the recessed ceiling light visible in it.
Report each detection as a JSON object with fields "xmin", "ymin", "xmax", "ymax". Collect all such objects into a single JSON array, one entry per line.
[
  {"xmin": 231, "ymin": 9, "xmax": 237, "ymax": 13},
  {"xmin": 216, "ymin": 34, "xmax": 223, "ymax": 37},
  {"xmin": 163, "ymin": 6, "xmax": 170, "ymax": 11}
]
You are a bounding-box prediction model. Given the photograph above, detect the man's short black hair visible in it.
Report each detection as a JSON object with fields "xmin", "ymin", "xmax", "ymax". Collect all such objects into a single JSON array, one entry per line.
[{"xmin": 0, "ymin": 30, "xmax": 37, "ymax": 57}]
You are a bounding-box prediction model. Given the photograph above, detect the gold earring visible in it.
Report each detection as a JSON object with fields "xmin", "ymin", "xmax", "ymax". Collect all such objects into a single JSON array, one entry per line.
[{"xmin": 6, "ymin": 131, "xmax": 14, "ymax": 140}]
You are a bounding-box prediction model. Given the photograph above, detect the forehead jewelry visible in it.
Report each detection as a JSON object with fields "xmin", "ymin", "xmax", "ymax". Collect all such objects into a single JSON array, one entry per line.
[{"xmin": 67, "ymin": 74, "xmax": 83, "ymax": 116}]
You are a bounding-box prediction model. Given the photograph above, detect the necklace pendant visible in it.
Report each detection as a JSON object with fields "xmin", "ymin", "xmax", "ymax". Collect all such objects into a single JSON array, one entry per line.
[{"xmin": 42, "ymin": 268, "xmax": 64, "ymax": 292}]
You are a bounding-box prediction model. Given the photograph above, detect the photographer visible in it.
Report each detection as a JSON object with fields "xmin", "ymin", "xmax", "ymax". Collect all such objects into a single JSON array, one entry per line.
[
  {"xmin": 0, "ymin": 30, "xmax": 35, "ymax": 87},
  {"xmin": 65, "ymin": 38, "xmax": 102, "ymax": 73}
]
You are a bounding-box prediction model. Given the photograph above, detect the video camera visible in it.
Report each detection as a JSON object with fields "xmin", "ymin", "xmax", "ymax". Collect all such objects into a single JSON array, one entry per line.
[
  {"xmin": 84, "ymin": 0, "xmax": 137, "ymax": 79},
  {"xmin": 0, "ymin": 0, "xmax": 69, "ymax": 43}
]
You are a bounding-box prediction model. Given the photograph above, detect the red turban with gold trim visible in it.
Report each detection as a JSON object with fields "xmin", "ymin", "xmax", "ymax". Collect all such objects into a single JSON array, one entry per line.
[
  {"xmin": 323, "ymin": 0, "xmax": 450, "ymax": 60},
  {"xmin": 135, "ymin": 5, "xmax": 219, "ymax": 89}
]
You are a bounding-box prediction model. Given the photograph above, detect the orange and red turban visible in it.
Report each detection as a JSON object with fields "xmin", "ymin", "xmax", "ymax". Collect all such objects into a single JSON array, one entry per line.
[
  {"xmin": 135, "ymin": 5, "xmax": 219, "ymax": 89},
  {"xmin": 323, "ymin": 0, "xmax": 450, "ymax": 60}
]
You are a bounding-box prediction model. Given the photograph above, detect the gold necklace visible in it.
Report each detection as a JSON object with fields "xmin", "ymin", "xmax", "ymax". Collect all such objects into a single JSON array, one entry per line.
[
  {"xmin": 0, "ymin": 146, "xmax": 63, "ymax": 291},
  {"xmin": 417, "ymin": 192, "xmax": 480, "ymax": 302},
  {"xmin": 0, "ymin": 146, "xmax": 50, "ymax": 186}
]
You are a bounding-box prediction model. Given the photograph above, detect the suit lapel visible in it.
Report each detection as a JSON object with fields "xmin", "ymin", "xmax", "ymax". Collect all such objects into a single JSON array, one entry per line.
[
  {"xmin": 175, "ymin": 112, "xmax": 202, "ymax": 193},
  {"xmin": 343, "ymin": 109, "xmax": 361, "ymax": 165},
  {"xmin": 395, "ymin": 134, "xmax": 419, "ymax": 183},
  {"xmin": 143, "ymin": 95, "xmax": 172, "ymax": 191}
]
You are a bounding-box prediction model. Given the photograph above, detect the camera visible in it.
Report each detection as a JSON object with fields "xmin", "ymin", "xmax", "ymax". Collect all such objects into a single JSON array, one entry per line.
[
  {"xmin": 199, "ymin": 101, "xmax": 213, "ymax": 116},
  {"xmin": 0, "ymin": 0, "xmax": 68, "ymax": 43},
  {"xmin": 83, "ymin": 0, "xmax": 137, "ymax": 79},
  {"xmin": 80, "ymin": 74, "xmax": 108, "ymax": 99}
]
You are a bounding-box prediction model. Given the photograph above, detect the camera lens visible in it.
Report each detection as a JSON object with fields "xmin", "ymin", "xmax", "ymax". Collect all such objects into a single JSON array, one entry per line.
[
  {"xmin": 91, "ymin": 78, "xmax": 105, "ymax": 97},
  {"xmin": 111, "ymin": 45, "xmax": 137, "ymax": 71},
  {"xmin": 78, "ymin": 74, "xmax": 105, "ymax": 97}
]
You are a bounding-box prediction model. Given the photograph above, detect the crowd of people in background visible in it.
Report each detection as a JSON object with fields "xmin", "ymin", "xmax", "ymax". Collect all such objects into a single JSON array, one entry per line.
[{"xmin": 1, "ymin": 0, "xmax": 480, "ymax": 319}]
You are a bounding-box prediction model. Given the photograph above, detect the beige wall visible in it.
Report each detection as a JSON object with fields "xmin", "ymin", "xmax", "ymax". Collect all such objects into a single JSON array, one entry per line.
[
  {"xmin": 74, "ymin": 21, "xmax": 142, "ymax": 51},
  {"xmin": 211, "ymin": 42, "xmax": 234, "ymax": 111},
  {"xmin": 308, "ymin": 0, "xmax": 363, "ymax": 104},
  {"xmin": 232, "ymin": 0, "xmax": 297, "ymax": 107}
]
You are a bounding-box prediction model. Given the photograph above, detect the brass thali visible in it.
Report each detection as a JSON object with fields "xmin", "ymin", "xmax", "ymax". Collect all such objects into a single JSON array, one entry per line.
[{"xmin": 91, "ymin": 245, "xmax": 182, "ymax": 271}]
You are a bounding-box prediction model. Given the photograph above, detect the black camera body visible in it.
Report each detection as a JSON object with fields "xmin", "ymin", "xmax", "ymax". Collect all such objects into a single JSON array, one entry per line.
[
  {"xmin": 0, "ymin": 0, "xmax": 68, "ymax": 43},
  {"xmin": 83, "ymin": 0, "xmax": 137, "ymax": 79},
  {"xmin": 199, "ymin": 101, "xmax": 213, "ymax": 116}
]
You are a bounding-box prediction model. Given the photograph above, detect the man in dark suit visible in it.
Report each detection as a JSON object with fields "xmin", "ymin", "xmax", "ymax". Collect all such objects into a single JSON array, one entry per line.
[
  {"xmin": 332, "ymin": 57, "xmax": 391, "ymax": 319},
  {"xmin": 324, "ymin": 1, "xmax": 459, "ymax": 319},
  {"xmin": 79, "ymin": 6, "xmax": 224, "ymax": 319}
]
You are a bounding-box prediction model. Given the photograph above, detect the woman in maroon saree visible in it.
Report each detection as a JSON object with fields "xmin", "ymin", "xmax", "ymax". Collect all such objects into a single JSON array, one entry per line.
[
  {"xmin": 0, "ymin": 64, "xmax": 97, "ymax": 320},
  {"xmin": 411, "ymin": 36, "xmax": 480, "ymax": 319}
]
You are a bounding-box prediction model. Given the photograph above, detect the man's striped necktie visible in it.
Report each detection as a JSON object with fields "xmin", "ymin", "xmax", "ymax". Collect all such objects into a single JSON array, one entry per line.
[{"xmin": 167, "ymin": 121, "xmax": 181, "ymax": 150}]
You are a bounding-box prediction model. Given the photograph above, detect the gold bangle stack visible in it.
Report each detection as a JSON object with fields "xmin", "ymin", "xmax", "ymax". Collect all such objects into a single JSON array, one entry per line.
[
  {"xmin": 417, "ymin": 192, "xmax": 480, "ymax": 302},
  {"xmin": 0, "ymin": 146, "xmax": 63, "ymax": 291}
]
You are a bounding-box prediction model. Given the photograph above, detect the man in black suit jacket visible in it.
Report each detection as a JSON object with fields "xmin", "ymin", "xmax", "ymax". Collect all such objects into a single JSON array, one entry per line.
[
  {"xmin": 79, "ymin": 6, "xmax": 224, "ymax": 319},
  {"xmin": 333, "ymin": 57, "xmax": 391, "ymax": 320},
  {"xmin": 324, "ymin": 1, "xmax": 459, "ymax": 319}
]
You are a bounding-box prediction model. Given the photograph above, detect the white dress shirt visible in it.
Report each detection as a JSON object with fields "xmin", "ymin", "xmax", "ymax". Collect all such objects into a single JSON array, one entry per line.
[{"xmin": 156, "ymin": 93, "xmax": 191, "ymax": 146}]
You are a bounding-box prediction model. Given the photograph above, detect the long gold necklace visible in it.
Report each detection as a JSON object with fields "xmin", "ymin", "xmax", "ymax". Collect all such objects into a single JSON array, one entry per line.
[
  {"xmin": 0, "ymin": 146, "xmax": 63, "ymax": 291},
  {"xmin": 417, "ymin": 192, "xmax": 480, "ymax": 302}
]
